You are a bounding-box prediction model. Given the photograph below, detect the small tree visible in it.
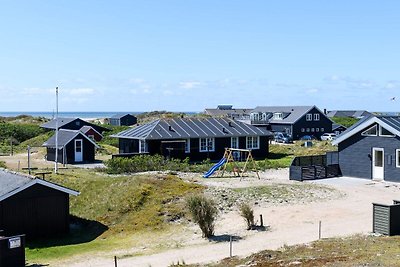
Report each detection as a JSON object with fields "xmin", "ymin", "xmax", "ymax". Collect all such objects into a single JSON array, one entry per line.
[
  {"xmin": 186, "ymin": 194, "xmax": 218, "ymax": 238},
  {"xmin": 239, "ymin": 203, "xmax": 255, "ymax": 230}
]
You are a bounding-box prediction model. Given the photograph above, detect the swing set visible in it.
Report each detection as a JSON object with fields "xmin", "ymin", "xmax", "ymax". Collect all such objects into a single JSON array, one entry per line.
[{"xmin": 204, "ymin": 148, "xmax": 260, "ymax": 179}]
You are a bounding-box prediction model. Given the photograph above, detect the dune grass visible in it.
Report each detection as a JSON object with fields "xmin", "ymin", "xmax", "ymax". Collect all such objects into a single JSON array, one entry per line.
[{"xmin": 25, "ymin": 169, "xmax": 203, "ymax": 263}]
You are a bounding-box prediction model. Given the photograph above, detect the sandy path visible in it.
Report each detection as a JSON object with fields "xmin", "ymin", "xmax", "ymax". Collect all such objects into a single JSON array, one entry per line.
[{"xmin": 63, "ymin": 172, "xmax": 400, "ymax": 267}]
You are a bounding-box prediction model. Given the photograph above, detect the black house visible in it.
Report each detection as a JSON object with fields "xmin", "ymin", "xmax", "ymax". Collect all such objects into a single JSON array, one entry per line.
[
  {"xmin": 248, "ymin": 106, "xmax": 333, "ymax": 140},
  {"xmin": 333, "ymin": 115, "xmax": 400, "ymax": 182},
  {"xmin": 332, "ymin": 123, "xmax": 347, "ymax": 135},
  {"xmin": 0, "ymin": 169, "xmax": 79, "ymax": 238},
  {"xmin": 43, "ymin": 129, "xmax": 100, "ymax": 164},
  {"xmin": 109, "ymin": 114, "xmax": 137, "ymax": 126},
  {"xmin": 112, "ymin": 118, "xmax": 273, "ymax": 162},
  {"xmin": 41, "ymin": 117, "xmax": 110, "ymax": 134}
]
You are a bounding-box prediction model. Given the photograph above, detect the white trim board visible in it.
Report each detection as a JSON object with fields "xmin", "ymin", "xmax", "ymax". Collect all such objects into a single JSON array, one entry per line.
[
  {"xmin": 0, "ymin": 178, "xmax": 79, "ymax": 202},
  {"xmin": 332, "ymin": 116, "xmax": 400, "ymax": 145}
]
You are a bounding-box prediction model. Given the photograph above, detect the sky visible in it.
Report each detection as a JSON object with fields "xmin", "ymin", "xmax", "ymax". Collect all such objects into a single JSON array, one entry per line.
[{"xmin": 0, "ymin": 1, "xmax": 400, "ymax": 112}]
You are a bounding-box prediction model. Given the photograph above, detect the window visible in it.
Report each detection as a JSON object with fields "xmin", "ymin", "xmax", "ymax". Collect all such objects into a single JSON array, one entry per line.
[
  {"xmin": 231, "ymin": 137, "xmax": 239, "ymax": 149},
  {"xmin": 75, "ymin": 121, "xmax": 80, "ymax": 126},
  {"xmin": 314, "ymin": 114, "xmax": 320, "ymax": 121},
  {"xmin": 139, "ymin": 140, "xmax": 148, "ymax": 153},
  {"xmin": 362, "ymin": 125, "xmax": 378, "ymax": 136},
  {"xmin": 246, "ymin": 136, "xmax": 260, "ymax": 149},
  {"xmin": 301, "ymin": 128, "xmax": 305, "ymax": 132},
  {"xmin": 311, "ymin": 128, "xmax": 314, "ymax": 132},
  {"xmin": 185, "ymin": 139, "xmax": 190, "ymax": 153},
  {"xmin": 88, "ymin": 135, "xmax": 95, "ymax": 140},
  {"xmin": 316, "ymin": 128, "xmax": 320, "ymax": 132},
  {"xmin": 306, "ymin": 128, "xmax": 310, "ymax": 132},
  {"xmin": 379, "ymin": 126, "xmax": 395, "ymax": 137},
  {"xmin": 306, "ymin": 114, "xmax": 312, "ymax": 121},
  {"xmin": 396, "ymin": 149, "xmax": 400, "ymax": 168},
  {"xmin": 321, "ymin": 128, "xmax": 324, "ymax": 132},
  {"xmin": 199, "ymin": 138, "xmax": 215, "ymax": 152},
  {"xmin": 273, "ymin": 113, "xmax": 283, "ymax": 120}
]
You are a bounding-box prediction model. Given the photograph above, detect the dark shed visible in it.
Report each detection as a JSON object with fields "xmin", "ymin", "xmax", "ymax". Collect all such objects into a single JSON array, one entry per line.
[
  {"xmin": 43, "ymin": 129, "xmax": 100, "ymax": 164},
  {"xmin": 109, "ymin": 114, "xmax": 137, "ymax": 126},
  {"xmin": 0, "ymin": 169, "xmax": 79, "ymax": 238},
  {"xmin": 80, "ymin": 125, "xmax": 103, "ymax": 142},
  {"xmin": 112, "ymin": 117, "xmax": 273, "ymax": 162}
]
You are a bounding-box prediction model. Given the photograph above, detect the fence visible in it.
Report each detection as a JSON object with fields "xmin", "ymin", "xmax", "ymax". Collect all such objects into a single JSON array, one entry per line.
[{"xmin": 289, "ymin": 151, "xmax": 341, "ymax": 181}]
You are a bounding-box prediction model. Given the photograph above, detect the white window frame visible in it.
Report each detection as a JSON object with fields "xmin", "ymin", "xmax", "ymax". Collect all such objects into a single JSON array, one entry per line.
[
  {"xmin": 306, "ymin": 114, "xmax": 312, "ymax": 121},
  {"xmin": 306, "ymin": 128, "xmax": 310, "ymax": 132},
  {"xmin": 314, "ymin": 114, "xmax": 320, "ymax": 121},
  {"xmin": 199, "ymin": 138, "xmax": 215, "ymax": 152},
  {"xmin": 379, "ymin": 125, "xmax": 395, "ymax": 137},
  {"xmin": 321, "ymin": 128, "xmax": 325, "ymax": 132},
  {"xmin": 273, "ymin": 112, "xmax": 283, "ymax": 120},
  {"xmin": 185, "ymin": 139, "xmax": 190, "ymax": 153},
  {"xmin": 361, "ymin": 125, "xmax": 378, "ymax": 136},
  {"xmin": 396, "ymin": 149, "xmax": 400, "ymax": 168},
  {"xmin": 316, "ymin": 128, "xmax": 320, "ymax": 132},
  {"xmin": 311, "ymin": 128, "xmax": 314, "ymax": 132},
  {"xmin": 139, "ymin": 139, "xmax": 148, "ymax": 153},
  {"xmin": 301, "ymin": 128, "xmax": 305, "ymax": 132},
  {"xmin": 246, "ymin": 136, "xmax": 260, "ymax": 150},
  {"xmin": 231, "ymin": 137, "xmax": 239, "ymax": 149}
]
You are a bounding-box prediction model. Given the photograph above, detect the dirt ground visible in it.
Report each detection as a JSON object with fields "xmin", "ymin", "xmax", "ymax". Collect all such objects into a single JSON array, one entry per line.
[{"xmin": 59, "ymin": 169, "xmax": 400, "ymax": 267}]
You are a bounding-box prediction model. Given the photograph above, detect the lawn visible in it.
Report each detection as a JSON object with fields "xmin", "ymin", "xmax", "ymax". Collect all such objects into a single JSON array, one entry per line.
[{"xmin": 25, "ymin": 169, "xmax": 203, "ymax": 264}]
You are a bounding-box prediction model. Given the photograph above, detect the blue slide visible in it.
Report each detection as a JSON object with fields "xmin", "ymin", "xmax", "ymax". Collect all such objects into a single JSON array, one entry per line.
[{"xmin": 203, "ymin": 157, "xmax": 227, "ymax": 178}]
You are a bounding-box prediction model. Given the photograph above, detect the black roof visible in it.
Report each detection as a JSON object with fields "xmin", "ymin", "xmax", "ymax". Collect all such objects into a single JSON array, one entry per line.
[
  {"xmin": 0, "ymin": 169, "xmax": 79, "ymax": 201},
  {"xmin": 110, "ymin": 113, "xmax": 136, "ymax": 119},
  {"xmin": 43, "ymin": 129, "xmax": 99, "ymax": 148},
  {"xmin": 111, "ymin": 118, "xmax": 273, "ymax": 140},
  {"xmin": 41, "ymin": 118, "xmax": 110, "ymax": 132}
]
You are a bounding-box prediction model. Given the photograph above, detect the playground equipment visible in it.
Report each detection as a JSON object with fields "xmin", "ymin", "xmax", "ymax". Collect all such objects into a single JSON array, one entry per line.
[{"xmin": 203, "ymin": 148, "xmax": 260, "ymax": 179}]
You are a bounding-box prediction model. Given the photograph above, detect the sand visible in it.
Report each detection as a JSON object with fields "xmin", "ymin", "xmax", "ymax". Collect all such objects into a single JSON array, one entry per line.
[{"xmin": 60, "ymin": 169, "xmax": 400, "ymax": 267}]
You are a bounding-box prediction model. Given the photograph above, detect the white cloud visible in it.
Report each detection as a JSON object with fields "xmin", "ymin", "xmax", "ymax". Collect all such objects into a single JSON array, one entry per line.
[
  {"xmin": 67, "ymin": 88, "xmax": 95, "ymax": 96},
  {"xmin": 306, "ymin": 88, "xmax": 318, "ymax": 94},
  {"xmin": 163, "ymin": 90, "xmax": 174, "ymax": 95},
  {"xmin": 22, "ymin": 88, "xmax": 53, "ymax": 96},
  {"xmin": 179, "ymin": 81, "xmax": 202, "ymax": 89}
]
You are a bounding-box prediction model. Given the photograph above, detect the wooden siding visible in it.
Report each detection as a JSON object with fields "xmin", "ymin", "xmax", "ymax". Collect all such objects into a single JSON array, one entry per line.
[
  {"xmin": 0, "ymin": 184, "xmax": 69, "ymax": 239},
  {"xmin": 338, "ymin": 123, "xmax": 400, "ymax": 182},
  {"xmin": 291, "ymin": 107, "xmax": 333, "ymax": 140},
  {"xmin": 110, "ymin": 115, "xmax": 137, "ymax": 126},
  {"xmin": 46, "ymin": 135, "xmax": 96, "ymax": 164},
  {"xmin": 118, "ymin": 136, "xmax": 269, "ymax": 162},
  {"xmin": 84, "ymin": 128, "xmax": 102, "ymax": 142}
]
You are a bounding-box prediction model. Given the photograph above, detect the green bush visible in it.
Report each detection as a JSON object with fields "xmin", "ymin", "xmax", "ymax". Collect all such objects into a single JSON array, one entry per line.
[
  {"xmin": 0, "ymin": 161, "xmax": 6, "ymax": 169},
  {"xmin": 239, "ymin": 203, "xmax": 255, "ymax": 230},
  {"xmin": 186, "ymin": 194, "xmax": 218, "ymax": 238},
  {"xmin": 0, "ymin": 123, "xmax": 45, "ymax": 143}
]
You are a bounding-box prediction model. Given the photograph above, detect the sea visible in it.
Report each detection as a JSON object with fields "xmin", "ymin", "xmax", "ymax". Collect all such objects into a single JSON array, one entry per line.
[{"xmin": 0, "ymin": 111, "xmax": 199, "ymax": 119}]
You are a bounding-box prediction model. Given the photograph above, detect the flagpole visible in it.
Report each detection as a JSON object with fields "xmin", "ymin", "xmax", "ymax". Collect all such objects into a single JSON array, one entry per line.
[{"xmin": 55, "ymin": 87, "xmax": 59, "ymax": 174}]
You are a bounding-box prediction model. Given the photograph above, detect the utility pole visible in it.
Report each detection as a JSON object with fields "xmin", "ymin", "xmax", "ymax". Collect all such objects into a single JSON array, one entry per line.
[{"xmin": 54, "ymin": 87, "xmax": 59, "ymax": 174}]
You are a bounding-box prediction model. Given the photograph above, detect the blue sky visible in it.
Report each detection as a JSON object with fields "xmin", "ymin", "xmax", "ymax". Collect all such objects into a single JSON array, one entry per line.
[{"xmin": 0, "ymin": 1, "xmax": 399, "ymax": 112}]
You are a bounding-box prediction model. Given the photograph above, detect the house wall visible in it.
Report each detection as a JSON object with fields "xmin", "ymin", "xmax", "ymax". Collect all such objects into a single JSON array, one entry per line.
[
  {"xmin": 292, "ymin": 107, "xmax": 333, "ymax": 140},
  {"xmin": 84, "ymin": 128, "xmax": 102, "ymax": 142},
  {"xmin": 120, "ymin": 115, "xmax": 137, "ymax": 126},
  {"xmin": 109, "ymin": 118, "xmax": 121, "ymax": 126},
  {"xmin": 46, "ymin": 134, "xmax": 96, "ymax": 164},
  {"xmin": 118, "ymin": 136, "xmax": 269, "ymax": 162},
  {"xmin": 62, "ymin": 119, "xmax": 108, "ymax": 134},
  {"xmin": 338, "ymin": 123, "xmax": 400, "ymax": 182},
  {"xmin": 0, "ymin": 184, "xmax": 69, "ymax": 238}
]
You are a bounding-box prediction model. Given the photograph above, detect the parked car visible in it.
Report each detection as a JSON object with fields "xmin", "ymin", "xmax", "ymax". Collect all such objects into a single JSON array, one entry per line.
[
  {"xmin": 274, "ymin": 132, "xmax": 293, "ymax": 143},
  {"xmin": 299, "ymin": 135, "xmax": 317, "ymax": 141},
  {"xmin": 320, "ymin": 133, "xmax": 337, "ymax": 141}
]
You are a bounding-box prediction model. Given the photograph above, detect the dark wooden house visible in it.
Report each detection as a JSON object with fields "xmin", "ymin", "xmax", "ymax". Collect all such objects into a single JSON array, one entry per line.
[
  {"xmin": 332, "ymin": 123, "xmax": 347, "ymax": 135},
  {"xmin": 112, "ymin": 118, "xmax": 273, "ymax": 162},
  {"xmin": 249, "ymin": 106, "xmax": 333, "ymax": 140},
  {"xmin": 0, "ymin": 169, "xmax": 79, "ymax": 238},
  {"xmin": 41, "ymin": 117, "xmax": 110, "ymax": 134},
  {"xmin": 109, "ymin": 114, "xmax": 137, "ymax": 126},
  {"xmin": 332, "ymin": 115, "xmax": 400, "ymax": 182},
  {"xmin": 43, "ymin": 129, "xmax": 99, "ymax": 164},
  {"xmin": 80, "ymin": 125, "xmax": 103, "ymax": 142},
  {"xmin": 204, "ymin": 105, "xmax": 252, "ymax": 120}
]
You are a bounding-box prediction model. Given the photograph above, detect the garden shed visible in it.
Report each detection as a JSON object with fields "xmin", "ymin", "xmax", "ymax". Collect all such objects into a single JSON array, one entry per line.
[
  {"xmin": 109, "ymin": 113, "xmax": 137, "ymax": 126},
  {"xmin": 0, "ymin": 169, "xmax": 79, "ymax": 238}
]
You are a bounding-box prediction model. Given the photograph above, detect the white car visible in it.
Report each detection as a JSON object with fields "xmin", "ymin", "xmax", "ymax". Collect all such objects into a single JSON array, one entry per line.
[{"xmin": 320, "ymin": 133, "xmax": 337, "ymax": 141}]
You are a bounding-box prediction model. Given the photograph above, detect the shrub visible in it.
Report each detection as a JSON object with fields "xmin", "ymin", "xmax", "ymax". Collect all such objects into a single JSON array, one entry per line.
[
  {"xmin": 0, "ymin": 161, "xmax": 6, "ymax": 169},
  {"xmin": 186, "ymin": 194, "xmax": 218, "ymax": 238},
  {"xmin": 239, "ymin": 203, "xmax": 255, "ymax": 230}
]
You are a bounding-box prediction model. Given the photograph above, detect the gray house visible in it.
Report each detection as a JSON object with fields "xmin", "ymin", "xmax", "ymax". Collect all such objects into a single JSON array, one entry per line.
[
  {"xmin": 41, "ymin": 118, "xmax": 110, "ymax": 134},
  {"xmin": 332, "ymin": 115, "xmax": 400, "ymax": 182},
  {"xmin": 204, "ymin": 105, "xmax": 252, "ymax": 120},
  {"xmin": 112, "ymin": 117, "xmax": 273, "ymax": 162},
  {"xmin": 249, "ymin": 106, "xmax": 333, "ymax": 140},
  {"xmin": 109, "ymin": 114, "xmax": 137, "ymax": 126},
  {"xmin": 43, "ymin": 129, "xmax": 100, "ymax": 164}
]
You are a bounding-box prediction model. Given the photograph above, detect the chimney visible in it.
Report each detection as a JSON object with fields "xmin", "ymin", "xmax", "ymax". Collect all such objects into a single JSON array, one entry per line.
[
  {"xmin": 168, "ymin": 125, "xmax": 173, "ymax": 131},
  {"xmin": 228, "ymin": 122, "xmax": 232, "ymax": 127},
  {"xmin": 324, "ymin": 109, "xmax": 327, "ymax": 115},
  {"xmin": 222, "ymin": 127, "xmax": 228, "ymax": 133}
]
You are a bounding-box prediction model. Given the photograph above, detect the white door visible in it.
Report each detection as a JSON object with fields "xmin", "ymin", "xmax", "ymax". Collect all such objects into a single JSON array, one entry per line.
[
  {"xmin": 372, "ymin": 147, "xmax": 384, "ymax": 180},
  {"xmin": 74, "ymin": 139, "xmax": 83, "ymax": 162}
]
